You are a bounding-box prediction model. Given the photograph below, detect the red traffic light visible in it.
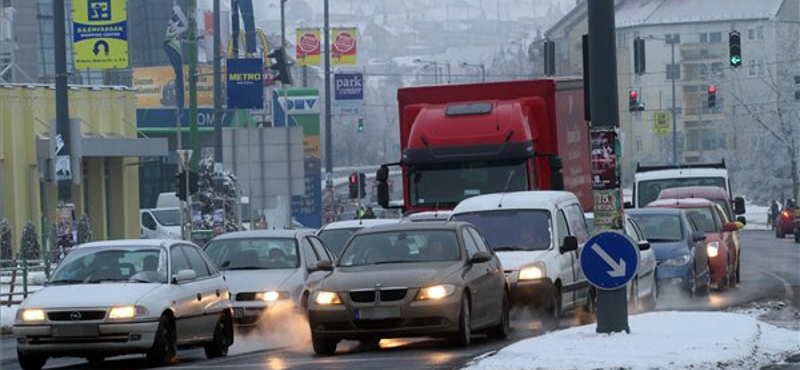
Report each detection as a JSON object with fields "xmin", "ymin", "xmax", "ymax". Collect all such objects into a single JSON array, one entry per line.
[
  {"xmin": 349, "ymin": 173, "xmax": 357, "ymax": 184},
  {"xmin": 708, "ymin": 85, "xmax": 716, "ymax": 94},
  {"xmin": 630, "ymin": 90, "xmax": 638, "ymax": 99}
]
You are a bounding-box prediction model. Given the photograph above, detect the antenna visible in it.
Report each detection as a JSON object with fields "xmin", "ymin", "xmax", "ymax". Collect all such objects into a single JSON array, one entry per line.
[{"xmin": 497, "ymin": 170, "xmax": 515, "ymax": 208}]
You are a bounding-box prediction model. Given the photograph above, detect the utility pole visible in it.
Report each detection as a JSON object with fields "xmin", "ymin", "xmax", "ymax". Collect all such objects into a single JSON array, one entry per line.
[
  {"xmin": 213, "ymin": 0, "xmax": 223, "ymax": 183},
  {"xmin": 188, "ymin": 0, "xmax": 200, "ymax": 170},
  {"xmin": 53, "ymin": 0, "xmax": 71, "ymax": 201},
  {"xmin": 668, "ymin": 37, "xmax": 679, "ymax": 164},
  {"xmin": 280, "ymin": 0, "xmax": 286, "ymax": 50},
  {"xmin": 324, "ymin": 0, "xmax": 333, "ymax": 190}
]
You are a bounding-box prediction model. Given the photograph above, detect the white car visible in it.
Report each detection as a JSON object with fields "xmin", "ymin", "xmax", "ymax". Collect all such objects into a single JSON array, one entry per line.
[
  {"xmin": 140, "ymin": 208, "xmax": 182, "ymax": 239},
  {"xmin": 203, "ymin": 230, "xmax": 334, "ymax": 327},
  {"xmin": 400, "ymin": 210, "xmax": 453, "ymax": 223},
  {"xmin": 13, "ymin": 240, "xmax": 233, "ymax": 370},
  {"xmin": 317, "ymin": 219, "xmax": 399, "ymax": 257}
]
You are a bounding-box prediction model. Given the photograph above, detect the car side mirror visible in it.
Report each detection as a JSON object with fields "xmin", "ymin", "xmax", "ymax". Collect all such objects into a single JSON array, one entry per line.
[
  {"xmin": 733, "ymin": 197, "xmax": 746, "ymax": 215},
  {"xmin": 559, "ymin": 236, "xmax": 578, "ymax": 254},
  {"xmin": 722, "ymin": 222, "xmax": 739, "ymax": 232},
  {"xmin": 691, "ymin": 231, "xmax": 707, "ymax": 243},
  {"xmin": 623, "ymin": 201, "xmax": 633, "ymax": 209},
  {"xmin": 314, "ymin": 260, "xmax": 334, "ymax": 272},
  {"xmin": 638, "ymin": 240, "xmax": 651, "ymax": 251},
  {"xmin": 172, "ymin": 269, "xmax": 196, "ymax": 284},
  {"xmin": 31, "ymin": 273, "xmax": 48, "ymax": 286},
  {"xmin": 736, "ymin": 216, "xmax": 747, "ymax": 226},
  {"xmin": 469, "ymin": 251, "xmax": 493, "ymax": 264}
]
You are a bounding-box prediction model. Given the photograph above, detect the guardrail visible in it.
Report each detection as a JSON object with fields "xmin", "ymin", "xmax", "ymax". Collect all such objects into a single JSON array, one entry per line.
[{"xmin": 0, "ymin": 257, "xmax": 53, "ymax": 306}]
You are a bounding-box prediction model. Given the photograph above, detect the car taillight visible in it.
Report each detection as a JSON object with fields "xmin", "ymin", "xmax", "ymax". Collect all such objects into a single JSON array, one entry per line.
[{"xmin": 782, "ymin": 210, "xmax": 791, "ymax": 219}]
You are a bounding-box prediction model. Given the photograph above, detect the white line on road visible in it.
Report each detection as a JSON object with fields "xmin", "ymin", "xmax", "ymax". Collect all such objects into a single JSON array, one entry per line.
[{"xmin": 760, "ymin": 269, "xmax": 795, "ymax": 301}]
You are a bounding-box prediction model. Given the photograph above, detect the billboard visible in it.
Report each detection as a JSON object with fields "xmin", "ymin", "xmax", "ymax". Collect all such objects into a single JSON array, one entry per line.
[
  {"xmin": 133, "ymin": 66, "xmax": 220, "ymax": 108},
  {"xmin": 227, "ymin": 58, "xmax": 264, "ymax": 109},
  {"xmin": 331, "ymin": 28, "xmax": 357, "ymax": 65},
  {"xmin": 296, "ymin": 28, "xmax": 321, "ymax": 66},
  {"xmin": 334, "ymin": 73, "xmax": 363, "ymax": 101},
  {"xmin": 72, "ymin": 0, "xmax": 129, "ymax": 69}
]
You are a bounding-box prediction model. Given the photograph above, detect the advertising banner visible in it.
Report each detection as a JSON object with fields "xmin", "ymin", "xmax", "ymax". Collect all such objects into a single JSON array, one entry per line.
[
  {"xmin": 591, "ymin": 130, "xmax": 619, "ymax": 191},
  {"xmin": 653, "ymin": 111, "xmax": 671, "ymax": 135},
  {"xmin": 331, "ymin": 27, "xmax": 357, "ymax": 65},
  {"xmin": 133, "ymin": 66, "xmax": 219, "ymax": 108},
  {"xmin": 296, "ymin": 28, "xmax": 321, "ymax": 66},
  {"xmin": 227, "ymin": 58, "xmax": 264, "ymax": 109},
  {"xmin": 72, "ymin": 0, "xmax": 129, "ymax": 69},
  {"xmin": 334, "ymin": 73, "xmax": 364, "ymax": 101}
]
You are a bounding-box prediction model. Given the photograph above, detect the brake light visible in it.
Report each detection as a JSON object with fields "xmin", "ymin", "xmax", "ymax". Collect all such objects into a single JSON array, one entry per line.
[{"xmin": 782, "ymin": 210, "xmax": 791, "ymax": 219}]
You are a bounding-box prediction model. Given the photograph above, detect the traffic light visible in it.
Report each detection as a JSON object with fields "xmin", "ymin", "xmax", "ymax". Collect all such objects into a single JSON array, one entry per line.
[
  {"xmin": 174, "ymin": 171, "xmax": 199, "ymax": 201},
  {"xmin": 357, "ymin": 117, "xmax": 364, "ymax": 132},
  {"xmin": 348, "ymin": 172, "xmax": 358, "ymax": 199},
  {"xmin": 268, "ymin": 47, "xmax": 293, "ymax": 85},
  {"xmin": 707, "ymin": 85, "xmax": 717, "ymax": 108},
  {"xmin": 729, "ymin": 31, "xmax": 742, "ymax": 67},
  {"xmin": 633, "ymin": 37, "xmax": 646, "ymax": 75},
  {"xmin": 359, "ymin": 172, "xmax": 366, "ymax": 198},
  {"xmin": 629, "ymin": 90, "xmax": 639, "ymax": 112},
  {"xmin": 543, "ymin": 39, "xmax": 555, "ymax": 76}
]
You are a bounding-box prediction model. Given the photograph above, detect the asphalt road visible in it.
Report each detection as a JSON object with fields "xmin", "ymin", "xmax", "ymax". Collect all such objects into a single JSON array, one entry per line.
[{"xmin": 1, "ymin": 229, "xmax": 797, "ymax": 370}]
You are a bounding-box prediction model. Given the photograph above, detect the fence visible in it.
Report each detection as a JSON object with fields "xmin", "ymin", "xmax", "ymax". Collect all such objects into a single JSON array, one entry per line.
[{"xmin": 0, "ymin": 257, "xmax": 54, "ymax": 306}]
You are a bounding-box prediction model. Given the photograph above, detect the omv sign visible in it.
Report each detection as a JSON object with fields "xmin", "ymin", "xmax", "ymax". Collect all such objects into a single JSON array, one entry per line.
[{"xmin": 280, "ymin": 96, "xmax": 320, "ymax": 114}]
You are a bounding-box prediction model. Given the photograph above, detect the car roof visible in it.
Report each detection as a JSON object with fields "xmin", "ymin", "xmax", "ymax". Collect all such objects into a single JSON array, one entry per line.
[
  {"xmin": 647, "ymin": 198, "xmax": 715, "ymax": 208},
  {"xmin": 318, "ymin": 219, "xmax": 399, "ymax": 231},
  {"xmin": 657, "ymin": 186, "xmax": 728, "ymax": 200},
  {"xmin": 401, "ymin": 210, "xmax": 453, "ymax": 222},
  {"xmin": 76, "ymin": 239, "xmax": 179, "ymax": 250},
  {"xmin": 635, "ymin": 167, "xmax": 728, "ymax": 182},
  {"xmin": 453, "ymin": 191, "xmax": 577, "ymax": 214},
  {"xmin": 357, "ymin": 220, "xmax": 469, "ymax": 234},
  {"xmin": 627, "ymin": 208, "xmax": 685, "ymax": 216},
  {"xmin": 209, "ymin": 229, "xmax": 313, "ymax": 241}
]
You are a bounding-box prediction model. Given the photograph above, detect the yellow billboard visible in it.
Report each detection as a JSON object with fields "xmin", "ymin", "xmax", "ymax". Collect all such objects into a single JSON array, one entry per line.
[
  {"xmin": 133, "ymin": 66, "xmax": 221, "ymax": 108},
  {"xmin": 72, "ymin": 0, "xmax": 129, "ymax": 69},
  {"xmin": 296, "ymin": 28, "xmax": 321, "ymax": 66},
  {"xmin": 653, "ymin": 111, "xmax": 671, "ymax": 135},
  {"xmin": 331, "ymin": 28, "xmax": 357, "ymax": 65}
]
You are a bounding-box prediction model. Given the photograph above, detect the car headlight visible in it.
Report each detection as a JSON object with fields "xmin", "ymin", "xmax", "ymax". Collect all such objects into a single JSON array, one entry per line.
[
  {"xmin": 519, "ymin": 263, "xmax": 546, "ymax": 281},
  {"xmin": 416, "ymin": 284, "xmax": 456, "ymax": 300},
  {"xmin": 706, "ymin": 241, "xmax": 719, "ymax": 258},
  {"xmin": 662, "ymin": 254, "xmax": 691, "ymax": 267},
  {"xmin": 313, "ymin": 291, "xmax": 342, "ymax": 305},
  {"xmin": 255, "ymin": 291, "xmax": 287, "ymax": 302},
  {"xmin": 108, "ymin": 306, "xmax": 148, "ymax": 319},
  {"xmin": 20, "ymin": 309, "xmax": 45, "ymax": 322}
]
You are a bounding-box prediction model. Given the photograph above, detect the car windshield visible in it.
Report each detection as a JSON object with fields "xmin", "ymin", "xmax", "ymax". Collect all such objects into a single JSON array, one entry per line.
[
  {"xmin": 151, "ymin": 209, "xmax": 180, "ymax": 227},
  {"xmin": 684, "ymin": 207, "xmax": 722, "ymax": 232},
  {"xmin": 339, "ymin": 230, "xmax": 460, "ymax": 267},
  {"xmin": 408, "ymin": 160, "xmax": 528, "ymax": 208},
  {"xmin": 49, "ymin": 247, "xmax": 167, "ymax": 284},
  {"xmin": 638, "ymin": 177, "xmax": 726, "ymax": 207},
  {"xmin": 317, "ymin": 228, "xmax": 357, "ymax": 257},
  {"xmin": 452, "ymin": 210, "xmax": 552, "ymax": 251},
  {"xmin": 628, "ymin": 214, "xmax": 683, "ymax": 242},
  {"xmin": 204, "ymin": 238, "xmax": 300, "ymax": 270}
]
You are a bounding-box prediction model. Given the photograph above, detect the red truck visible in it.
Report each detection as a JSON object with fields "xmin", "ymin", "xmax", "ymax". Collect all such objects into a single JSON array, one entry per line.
[{"xmin": 376, "ymin": 79, "xmax": 592, "ymax": 213}]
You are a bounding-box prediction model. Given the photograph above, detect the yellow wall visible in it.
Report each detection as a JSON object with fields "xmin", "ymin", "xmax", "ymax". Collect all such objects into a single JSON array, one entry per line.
[{"xmin": 0, "ymin": 85, "xmax": 140, "ymax": 252}]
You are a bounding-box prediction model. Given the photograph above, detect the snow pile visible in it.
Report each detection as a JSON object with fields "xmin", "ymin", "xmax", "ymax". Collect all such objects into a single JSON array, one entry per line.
[
  {"xmin": 466, "ymin": 312, "xmax": 800, "ymax": 370},
  {"xmin": 743, "ymin": 202, "xmax": 770, "ymax": 231}
]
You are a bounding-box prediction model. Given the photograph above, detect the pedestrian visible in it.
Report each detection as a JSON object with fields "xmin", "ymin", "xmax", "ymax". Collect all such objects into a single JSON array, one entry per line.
[
  {"xmin": 362, "ymin": 206, "xmax": 376, "ymax": 219},
  {"xmin": 770, "ymin": 200, "xmax": 780, "ymax": 229}
]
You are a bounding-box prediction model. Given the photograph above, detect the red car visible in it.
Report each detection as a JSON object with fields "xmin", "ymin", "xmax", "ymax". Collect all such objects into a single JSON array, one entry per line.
[
  {"xmin": 774, "ymin": 208, "xmax": 795, "ymax": 239},
  {"xmin": 647, "ymin": 198, "xmax": 741, "ymax": 289}
]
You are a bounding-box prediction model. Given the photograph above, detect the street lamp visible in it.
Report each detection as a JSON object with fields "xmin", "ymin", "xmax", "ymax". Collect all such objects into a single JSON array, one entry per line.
[
  {"xmin": 414, "ymin": 58, "xmax": 439, "ymax": 84},
  {"xmin": 460, "ymin": 62, "xmax": 485, "ymax": 82}
]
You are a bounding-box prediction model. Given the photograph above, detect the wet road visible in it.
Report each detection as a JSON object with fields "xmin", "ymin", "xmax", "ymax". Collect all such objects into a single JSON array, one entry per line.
[{"xmin": 1, "ymin": 229, "xmax": 797, "ymax": 370}]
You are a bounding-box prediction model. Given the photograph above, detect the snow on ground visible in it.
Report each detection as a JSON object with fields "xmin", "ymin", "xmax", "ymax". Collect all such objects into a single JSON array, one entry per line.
[
  {"xmin": 744, "ymin": 202, "xmax": 770, "ymax": 231},
  {"xmin": 1, "ymin": 305, "xmax": 17, "ymax": 331},
  {"xmin": 465, "ymin": 312, "xmax": 800, "ymax": 370}
]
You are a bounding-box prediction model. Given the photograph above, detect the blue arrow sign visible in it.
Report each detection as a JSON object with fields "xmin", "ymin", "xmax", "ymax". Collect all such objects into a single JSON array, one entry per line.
[{"xmin": 580, "ymin": 231, "xmax": 639, "ymax": 290}]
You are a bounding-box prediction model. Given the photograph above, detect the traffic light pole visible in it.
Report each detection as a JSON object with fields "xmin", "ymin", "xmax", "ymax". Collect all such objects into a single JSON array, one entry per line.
[{"xmin": 188, "ymin": 0, "xmax": 200, "ymax": 170}]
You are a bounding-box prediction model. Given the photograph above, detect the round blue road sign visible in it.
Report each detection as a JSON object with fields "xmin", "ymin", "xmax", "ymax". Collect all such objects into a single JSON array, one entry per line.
[{"xmin": 580, "ymin": 231, "xmax": 639, "ymax": 290}]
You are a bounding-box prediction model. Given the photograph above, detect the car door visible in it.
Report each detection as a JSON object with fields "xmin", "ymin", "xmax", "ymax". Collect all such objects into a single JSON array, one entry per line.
[
  {"xmin": 141, "ymin": 211, "xmax": 158, "ymax": 238},
  {"xmin": 182, "ymin": 245, "xmax": 225, "ymax": 340},
  {"xmin": 467, "ymin": 227, "xmax": 504, "ymax": 320},
  {"xmin": 460, "ymin": 227, "xmax": 494, "ymax": 327},
  {"xmin": 564, "ymin": 203, "xmax": 590, "ymax": 304},
  {"xmin": 307, "ymin": 236, "xmax": 333, "ymax": 296},
  {"xmin": 554, "ymin": 208, "xmax": 577, "ymax": 309},
  {"xmin": 169, "ymin": 244, "xmax": 204, "ymax": 343}
]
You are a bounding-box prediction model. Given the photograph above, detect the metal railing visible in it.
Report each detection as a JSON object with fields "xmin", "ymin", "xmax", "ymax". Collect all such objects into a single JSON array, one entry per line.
[{"xmin": 0, "ymin": 256, "xmax": 54, "ymax": 306}]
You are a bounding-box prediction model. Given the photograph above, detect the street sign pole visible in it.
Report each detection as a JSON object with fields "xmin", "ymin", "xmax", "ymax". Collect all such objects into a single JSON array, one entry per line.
[{"xmin": 177, "ymin": 150, "xmax": 193, "ymax": 240}]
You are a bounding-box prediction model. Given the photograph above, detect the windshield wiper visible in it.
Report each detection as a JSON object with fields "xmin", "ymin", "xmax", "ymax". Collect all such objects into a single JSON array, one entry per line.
[
  {"xmin": 225, "ymin": 266, "xmax": 265, "ymax": 270},
  {"xmin": 374, "ymin": 259, "xmax": 418, "ymax": 265},
  {"xmin": 86, "ymin": 278, "xmax": 130, "ymax": 283},
  {"xmin": 48, "ymin": 279, "xmax": 85, "ymax": 285},
  {"xmin": 493, "ymin": 245, "xmax": 525, "ymax": 251}
]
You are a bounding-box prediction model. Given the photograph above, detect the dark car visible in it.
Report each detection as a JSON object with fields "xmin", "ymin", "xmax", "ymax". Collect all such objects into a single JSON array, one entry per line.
[
  {"xmin": 627, "ymin": 208, "xmax": 711, "ymax": 296},
  {"xmin": 307, "ymin": 222, "xmax": 509, "ymax": 356}
]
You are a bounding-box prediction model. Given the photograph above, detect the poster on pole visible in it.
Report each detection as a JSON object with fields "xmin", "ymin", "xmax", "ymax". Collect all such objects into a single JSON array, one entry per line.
[
  {"xmin": 295, "ymin": 28, "xmax": 321, "ymax": 66},
  {"xmin": 591, "ymin": 130, "xmax": 619, "ymax": 190},
  {"xmin": 226, "ymin": 58, "xmax": 264, "ymax": 109},
  {"xmin": 72, "ymin": 0, "xmax": 129, "ymax": 69},
  {"xmin": 331, "ymin": 28, "xmax": 357, "ymax": 65},
  {"xmin": 334, "ymin": 73, "xmax": 364, "ymax": 101}
]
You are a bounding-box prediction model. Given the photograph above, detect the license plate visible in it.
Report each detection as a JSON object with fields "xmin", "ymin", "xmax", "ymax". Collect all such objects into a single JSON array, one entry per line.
[
  {"xmin": 354, "ymin": 307, "xmax": 401, "ymax": 320},
  {"xmin": 233, "ymin": 307, "xmax": 245, "ymax": 319},
  {"xmin": 52, "ymin": 324, "xmax": 98, "ymax": 338}
]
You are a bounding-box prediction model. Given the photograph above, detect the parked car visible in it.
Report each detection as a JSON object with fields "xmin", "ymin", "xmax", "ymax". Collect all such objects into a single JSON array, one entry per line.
[
  {"xmin": 647, "ymin": 198, "xmax": 741, "ymax": 289},
  {"xmin": 400, "ymin": 210, "xmax": 453, "ymax": 223},
  {"xmin": 140, "ymin": 208, "xmax": 182, "ymax": 239},
  {"xmin": 450, "ymin": 191, "xmax": 590, "ymax": 330},
  {"xmin": 317, "ymin": 219, "xmax": 399, "ymax": 257},
  {"xmin": 13, "ymin": 240, "xmax": 233, "ymax": 370},
  {"xmin": 307, "ymin": 222, "xmax": 509, "ymax": 355},
  {"xmin": 203, "ymin": 230, "xmax": 333, "ymax": 327},
  {"xmin": 627, "ymin": 208, "xmax": 711, "ymax": 296}
]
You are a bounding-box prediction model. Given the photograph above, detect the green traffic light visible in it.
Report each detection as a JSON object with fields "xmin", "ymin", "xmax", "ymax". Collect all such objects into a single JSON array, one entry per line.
[
  {"xmin": 357, "ymin": 124, "xmax": 364, "ymax": 132},
  {"xmin": 731, "ymin": 56, "xmax": 741, "ymax": 65}
]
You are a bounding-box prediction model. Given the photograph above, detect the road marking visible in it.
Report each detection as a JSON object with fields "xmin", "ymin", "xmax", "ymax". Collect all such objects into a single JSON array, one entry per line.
[
  {"xmin": 761, "ymin": 269, "xmax": 794, "ymax": 301},
  {"xmin": 591, "ymin": 243, "xmax": 627, "ymax": 277}
]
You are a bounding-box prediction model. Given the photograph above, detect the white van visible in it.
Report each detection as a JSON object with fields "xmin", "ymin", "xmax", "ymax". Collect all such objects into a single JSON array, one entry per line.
[
  {"xmin": 155, "ymin": 192, "xmax": 252, "ymax": 230},
  {"xmin": 140, "ymin": 208, "xmax": 182, "ymax": 239},
  {"xmin": 451, "ymin": 191, "xmax": 591, "ymax": 329}
]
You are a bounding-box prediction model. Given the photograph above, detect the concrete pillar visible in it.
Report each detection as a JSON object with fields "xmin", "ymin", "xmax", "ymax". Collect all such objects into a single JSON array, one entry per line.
[
  {"xmin": 108, "ymin": 158, "xmax": 140, "ymax": 239},
  {"xmin": 86, "ymin": 159, "xmax": 107, "ymax": 240}
]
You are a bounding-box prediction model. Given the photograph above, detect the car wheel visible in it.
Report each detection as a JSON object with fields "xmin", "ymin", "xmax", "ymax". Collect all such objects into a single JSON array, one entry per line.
[
  {"xmin": 204, "ymin": 314, "xmax": 232, "ymax": 359},
  {"xmin": 487, "ymin": 291, "xmax": 510, "ymax": 340},
  {"xmin": 643, "ymin": 274, "xmax": 658, "ymax": 311},
  {"xmin": 17, "ymin": 349, "xmax": 47, "ymax": 370},
  {"xmin": 448, "ymin": 294, "xmax": 471, "ymax": 347},
  {"xmin": 147, "ymin": 315, "xmax": 176, "ymax": 367},
  {"xmin": 311, "ymin": 332, "xmax": 338, "ymax": 356},
  {"xmin": 541, "ymin": 289, "xmax": 561, "ymax": 331},
  {"xmin": 86, "ymin": 355, "xmax": 105, "ymax": 367}
]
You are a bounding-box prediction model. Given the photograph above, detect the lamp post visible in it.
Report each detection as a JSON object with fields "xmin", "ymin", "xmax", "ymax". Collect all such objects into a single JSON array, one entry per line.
[
  {"xmin": 460, "ymin": 62, "xmax": 485, "ymax": 82},
  {"xmin": 414, "ymin": 58, "xmax": 438, "ymax": 84}
]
